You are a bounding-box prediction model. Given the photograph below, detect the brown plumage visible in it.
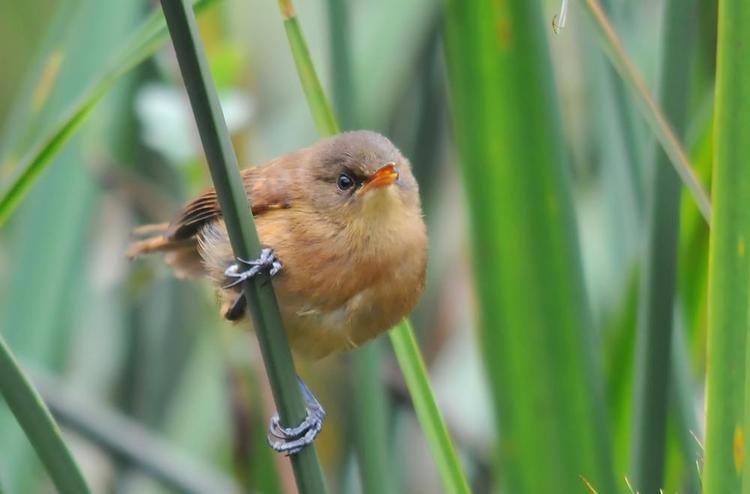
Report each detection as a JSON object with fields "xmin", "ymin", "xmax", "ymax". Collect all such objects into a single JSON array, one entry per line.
[{"xmin": 129, "ymin": 130, "xmax": 427, "ymax": 359}]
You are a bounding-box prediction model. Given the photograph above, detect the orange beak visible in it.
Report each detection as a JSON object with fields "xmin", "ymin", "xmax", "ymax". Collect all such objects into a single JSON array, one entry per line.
[{"xmin": 359, "ymin": 162, "xmax": 398, "ymax": 194}]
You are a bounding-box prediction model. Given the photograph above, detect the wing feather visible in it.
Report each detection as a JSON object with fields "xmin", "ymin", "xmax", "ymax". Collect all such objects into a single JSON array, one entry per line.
[{"xmin": 166, "ymin": 164, "xmax": 293, "ymax": 241}]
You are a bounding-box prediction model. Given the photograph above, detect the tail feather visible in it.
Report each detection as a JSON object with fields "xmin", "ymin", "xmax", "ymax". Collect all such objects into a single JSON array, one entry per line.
[
  {"xmin": 126, "ymin": 235, "xmax": 174, "ymax": 258},
  {"xmin": 127, "ymin": 223, "xmax": 206, "ymax": 279},
  {"xmin": 131, "ymin": 222, "xmax": 170, "ymax": 236}
]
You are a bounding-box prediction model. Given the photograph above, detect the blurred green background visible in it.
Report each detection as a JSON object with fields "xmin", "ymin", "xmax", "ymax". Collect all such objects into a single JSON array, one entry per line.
[{"xmin": 0, "ymin": 0, "xmax": 721, "ymax": 492}]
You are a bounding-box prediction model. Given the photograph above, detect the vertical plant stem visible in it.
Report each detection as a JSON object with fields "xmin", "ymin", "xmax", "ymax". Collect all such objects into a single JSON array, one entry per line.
[
  {"xmin": 390, "ymin": 320, "xmax": 470, "ymax": 494},
  {"xmin": 597, "ymin": 0, "xmax": 646, "ymax": 217},
  {"xmin": 444, "ymin": 0, "xmax": 616, "ymax": 491},
  {"xmin": 628, "ymin": 0, "xmax": 695, "ymax": 491},
  {"xmin": 325, "ymin": 0, "xmax": 355, "ymax": 131},
  {"xmin": 0, "ymin": 335, "xmax": 91, "ymax": 494},
  {"xmin": 577, "ymin": 0, "xmax": 711, "ymax": 224},
  {"xmin": 324, "ymin": 0, "xmax": 395, "ymax": 491},
  {"xmin": 278, "ymin": 0, "xmax": 338, "ymax": 135},
  {"xmin": 158, "ymin": 1, "xmax": 327, "ymax": 492},
  {"xmin": 352, "ymin": 342, "xmax": 395, "ymax": 494},
  {"xmin": 705, "ymin": 0, "xmax": 750, "ymax": 492},
  {"xmin": 670, "ymin": 320, "xmax": 701, "ymax": 494},
  {"xmin": 276, "ymin": 2, "xmax": 468, "ymax": 492}
]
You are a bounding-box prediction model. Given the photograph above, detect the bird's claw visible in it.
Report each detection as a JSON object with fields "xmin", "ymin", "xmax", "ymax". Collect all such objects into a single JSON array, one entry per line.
[
  {"xmin": 223, "ymin": 248, "xmax": 282, "ymax": 289},
  {"xmin": 267, "ymin": 406, "xmax": 325, "ymax": 455},
  {"xmin": 267, "ymin": 378, "xmax": 326, "ymax": 455}
]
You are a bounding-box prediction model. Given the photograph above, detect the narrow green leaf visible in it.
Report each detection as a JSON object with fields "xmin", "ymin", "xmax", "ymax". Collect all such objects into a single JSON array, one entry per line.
[
  {"xmin": 0, "ymin": 335, "xmax": 91, "ymax": 494},
  {"xmin": 704, "ymin": 0, "xmax": 750, "ymax": 492},
  {"xmin": 628, "ymin": 0, "xmax": 696, "ymax": 490},
  {"xmin": 323, "ymin": 1, "xmax": 396, "ymax": 491},
  {"xmin": 390, "ymin": 321, "xmax": 471, "ymax": 494},
  {"xmin": 577, "ymin": 0, "xmax": 712, "ymax": 224},
  {"xmin": 30, "ymin": 369, "xmax": 239, "ymax": 494},
  {"xmin": 275, "ymin": 2, "xmax": 469, "ymax": 492},
  {"xmin": 0, "ymin": 94, "xmax": 101, "ymax": 225},
  {"xmin": 0, "ymin": 0, "xmax": 218, "ymax": 227},
  {"xmin": 444, "ymin": 0, "xmax": 616, "ymax": 492},
  {"xmin": 325, "ymin": 0, "xmax": 356, "ymax": 132},
  {"xmin": 158, "ymin": 1, "xmax": 327, "ymax": 492},
  {"xmin": 352, "ymin": 342, "xmax": 396, "ymax": 494},
  {"xmin": 0, "ymin": 1, "xmax": 143, "ymax": 489},
  {"xmin": 279, "ymin": 9, "xmax": 339, "ymax": 136}
]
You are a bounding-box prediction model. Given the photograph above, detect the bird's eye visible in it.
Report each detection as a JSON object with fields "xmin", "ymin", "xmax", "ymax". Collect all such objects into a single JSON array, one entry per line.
[{"xmin": 337, "ymin": 173, "xmax": 354, "ymax": 191}]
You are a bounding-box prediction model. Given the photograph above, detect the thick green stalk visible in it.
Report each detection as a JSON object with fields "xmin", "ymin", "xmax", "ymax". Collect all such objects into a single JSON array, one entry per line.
[
  {"xmin": 444, "ymin": 0, "xmax": 615, "ymax": 492},
  {"xmin": 628, "ymin": 0, "xmax": 695, "ymax": 491},
  {"xmin": 158, "ymin": 1, "xmax": 326, "ymax": 492},
  {"xmin": 276, "ymin": 2, "xmax": 468, "ymax": 491},
  {"xmin": 705, "ymin": 0, "xmax": 750, "ymax": 492},
  {"xmin": 0, "ymin": 335, "xmax": 91, "ymax": 494}
]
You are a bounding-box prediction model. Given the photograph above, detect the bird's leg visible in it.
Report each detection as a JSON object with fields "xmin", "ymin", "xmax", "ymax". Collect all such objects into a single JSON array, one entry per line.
[
  {"xmin": 267, "ymin": 376, "xmax": 326, "ymax": 455},
  {"xmin": 222, "ymin": 247, "xmax": 283, "ymax": 289},
  {"xmin": 223, "ymin": 293, "xmax": 247, "ymax": 321}
]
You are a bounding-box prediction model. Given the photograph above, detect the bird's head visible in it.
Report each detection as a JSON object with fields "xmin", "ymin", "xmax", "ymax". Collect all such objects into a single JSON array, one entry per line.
[{"xmin": 302, "ymin": 130, "xmax": 421, "ymax": 227}]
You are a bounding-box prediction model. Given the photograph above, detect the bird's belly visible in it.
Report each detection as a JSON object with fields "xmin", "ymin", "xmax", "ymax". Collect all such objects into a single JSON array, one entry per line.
[
  {"xmin": 277, "ymin": 278, "xmax": 416, "ymax": 359},
  {"xmin": 204, "ymin": 207, "xmax": 427, "ymax": 359}
]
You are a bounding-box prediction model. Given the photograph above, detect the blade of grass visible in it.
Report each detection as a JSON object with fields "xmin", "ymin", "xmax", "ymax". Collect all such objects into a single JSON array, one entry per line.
[
  {"xmin": 444, "ymin": 0, "xmax": 616, "ymax": 492},
  {"xmin": 704, "ymin": 0, "xmax": 750, "ymax": 492},
  {"xmin": 278, "ymin": 0, "xmax": 337, "ymax": 136},
  {"xmin": 325, "ymin": 0, "xmax": 355, "ymax": 132},
  {"xmin": 628, "ymin": 0, "xmax": 696, "ymax": 490},
  {"xmin": 0, "ymin": 0, "xmax": 218, "ymax": 227},
  {"xmin": 0, "ymin": 335, "xmax": 91, "ymax": 494},
  {"xmin": 390, "ymin": 320, "xmax": 471, "ymax": 494},
  {"xmin": 158, "ymin": 1, "xmax": 327, "ymax": 492},
  {"xmin": 597, "ymin": 0, "xmax": 647, "ymax": 214},
  {"xmin": 0, "ymin": 0, "xmax": 76, "ymax": 158},
  {"xmin": 0, "ymin": 1, "xmax": 143, "ymax": 489},
  {"xmin": 0, "ymin": 145, "xmax": 98, "ymax": 491},
  {"xmin": 276, "ymin": 2, "xmax": 469, "ymax": 492},
  {"xmin": 324, "ymin": 0, "xmax": 396, "ymax": 492},
  {"xmin": 29, "ymin": 368, "xmax": 239, "ymax": 494},
  {"xmin": 351, "ymin": 341, "xmax": 395, "ymax": 494},
  {"xmin": 576, "ymin": 0, "xmax": 712, "ymax": 224},
  {"xmin": 670, "ymin": 314, "xmax": 701, "ymax": 494}
]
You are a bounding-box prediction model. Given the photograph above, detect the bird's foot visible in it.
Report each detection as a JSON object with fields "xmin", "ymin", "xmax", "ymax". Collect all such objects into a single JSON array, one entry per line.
[
  {"xmin": 267, "ymin": 377, "xmax": 326, "ymax": 455},
  {"xmin": 223, "ymin": 248, "xmax": 282, "ymax": 289}
]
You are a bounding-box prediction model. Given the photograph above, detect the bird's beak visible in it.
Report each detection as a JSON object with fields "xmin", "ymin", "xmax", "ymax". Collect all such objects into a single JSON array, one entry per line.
[{"xmin": 359, "ymin": 162, "xmax": 398, "ymax": 195}]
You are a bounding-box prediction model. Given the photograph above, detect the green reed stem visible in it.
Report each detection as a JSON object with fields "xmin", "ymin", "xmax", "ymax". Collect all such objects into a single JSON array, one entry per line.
[
  {"xmin": 276, "ymin": 2, "xmax": 469, "ymax": 492},
  {"xmin": 0, "ymin": 335, "xmax": 91, "ymax": 494},
  {"xmin": 159, "ymin": 1, "xmax": 326, "ymax": 492}
]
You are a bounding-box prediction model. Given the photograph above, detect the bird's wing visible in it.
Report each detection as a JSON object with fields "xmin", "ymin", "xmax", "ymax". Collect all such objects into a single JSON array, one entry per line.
[{"xmin": 166, "ymin": 165, "xmax": 292, "ymax": 241}]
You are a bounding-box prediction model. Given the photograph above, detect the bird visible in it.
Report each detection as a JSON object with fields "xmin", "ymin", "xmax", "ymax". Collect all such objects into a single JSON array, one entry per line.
[{"xmin": 128, "ymin": 130, "xmax": 428, "ymax": 454}]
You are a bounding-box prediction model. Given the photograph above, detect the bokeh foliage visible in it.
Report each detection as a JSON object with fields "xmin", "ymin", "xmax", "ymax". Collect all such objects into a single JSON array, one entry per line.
[{"xmin": 0, "ymin": 0, "xmax": 739, "ymax": 493}]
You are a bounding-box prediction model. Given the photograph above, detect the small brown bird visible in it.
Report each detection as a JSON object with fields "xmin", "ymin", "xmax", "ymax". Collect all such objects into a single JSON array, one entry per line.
[{"xmin": 128, "ymin": 130, "xmax": 427, "ymax": 452}]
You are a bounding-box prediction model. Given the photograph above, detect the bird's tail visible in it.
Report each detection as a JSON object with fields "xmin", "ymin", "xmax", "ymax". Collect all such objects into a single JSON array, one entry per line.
[
  {"xmin": 127, "ymin": 223, "xmax": 205, "ymax": 279},
  {"xmin": 126, "ymin": 223, "xmax": 172, "ymax": 258}
]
